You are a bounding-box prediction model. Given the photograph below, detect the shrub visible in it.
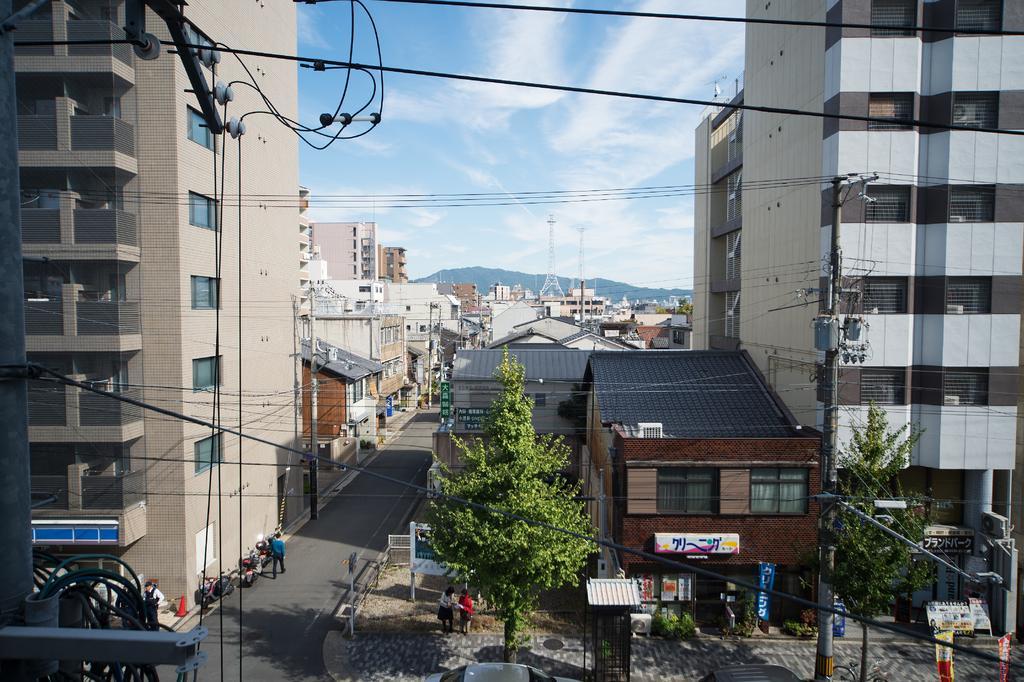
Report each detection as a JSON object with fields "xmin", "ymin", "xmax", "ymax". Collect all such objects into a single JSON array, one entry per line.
[
  {"xmin": 783, "ymin": 619, "xmax": 816, "ymax": 637},
  {"xmin": 651, "ymin": 607, "xmax": 696, "ymax": 640}
]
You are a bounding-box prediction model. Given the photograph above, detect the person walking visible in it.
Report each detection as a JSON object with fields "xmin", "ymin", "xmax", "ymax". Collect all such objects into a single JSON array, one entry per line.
[
  {"xmin": 142, "ymin": 581, "xmax": 164, "ymax": 631},
  {"xmin": 457, "ymin": 588, "xmax": 474, "ymax": 634},
  {"xmin": 437, "ymin": 586, "xmax": 455, "ymax": 634},
  {"xmin": 270, "ymin": 532, "xmax": 286, "ymax": 577}
]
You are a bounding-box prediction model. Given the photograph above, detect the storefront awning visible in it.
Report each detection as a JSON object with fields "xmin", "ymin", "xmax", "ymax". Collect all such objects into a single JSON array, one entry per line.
[
  {"xmin": 32, "ymin": 519, "xmax": 118, "ymax": 545},
  {"xmin": 587, "ymin": 578, "xmax": 641, "ymax": 608}
]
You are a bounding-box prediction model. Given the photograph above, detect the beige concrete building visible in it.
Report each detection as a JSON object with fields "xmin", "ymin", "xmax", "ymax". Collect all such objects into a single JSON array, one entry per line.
[
  {"xmin": 694, "ymin": 0, "xmax": 1022, "ymax": 633},
  {"xmin": 312, "ymin": 221, "xmax": 378, "ymax": 280},
  {"xmin": 378, "ymin": 245, "xmax": 408, "ymax": 283},
  {"xmin": 17, "ymin": 0, "xmax": 301, "ymax": 604}
]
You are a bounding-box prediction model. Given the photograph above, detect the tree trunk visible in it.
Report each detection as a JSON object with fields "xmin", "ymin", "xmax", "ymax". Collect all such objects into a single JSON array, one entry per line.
[
  {"xmin": 503, "ymin": 620, "xmax": 517, "ymax": 663},
  {"xmin": 859, "ymin": 623, "xmax": 869, "ymax": 682}
]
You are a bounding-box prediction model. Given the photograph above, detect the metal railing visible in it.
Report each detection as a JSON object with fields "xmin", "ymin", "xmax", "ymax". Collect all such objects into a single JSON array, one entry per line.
[
  {"xmin": 28, "ymin": 385, "xmax": 66, "ymax": 426},
  {"xmin": 74, "ymin": 209, "xmax": 137, "ymax": 246},
  {"xmin": 76, "ymin": 301, "xmax": 140, "ymax": 335},
  {"xmin": 24, "ymin": 300, "xmax": 63, "ymax": 335},
  {"xmin": 12, "ymin": 19, "xmax": 53, "ymax": 55},
  {"xmin": 79, "ymin": 388, "xmax": 143, "ymax": 426},
  {"xmin": 21, "ymin": 208, "xmax": 61, "ymax": 243},
  {"xmin": 30, "ymin": 476, "xmax": 69, "ymax": 510},
  {"xmin": 81, "ymin": 470, "xmax": 145, "ymax": 510},
  {"xmin": 67, "ymin": 20, "xmax": 134, "ymax": 65},
  {"xmin": 17, "ymin": 115, "xmax": 58, "ymax": 150},
  {"xmin": 70, "ymin": 116, "xmax": 135, "ymax": 156}
]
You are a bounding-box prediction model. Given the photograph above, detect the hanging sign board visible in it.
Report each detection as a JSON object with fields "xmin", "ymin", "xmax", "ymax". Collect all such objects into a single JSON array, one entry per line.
[
  {"xmin": 409, "ymin": 522, "xmax": 449, "ymax": 576},
  {"xmin": 926, "ymin": 601, "xmax": 973, "ymax": 635},
  {"xmin": 654, "ymin": 533, "xmax": 739, "ymax": 555}
]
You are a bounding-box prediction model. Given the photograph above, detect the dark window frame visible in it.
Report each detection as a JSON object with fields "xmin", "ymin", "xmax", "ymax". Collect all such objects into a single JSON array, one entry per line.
[
  {"xmin": 865, "ymin": 185, "xmax": 911, "ymax": 223},
  {"xmin": 187, "ymin": 106, "xmax": 215, "ymax": 150},
  {"xmin": 750, "ymin": 467, "xmax": 809, "ymax": 514},
  {"xmin": 945, "ymin": 277, "xmax": 991, "ymax": 314},
  {"xmin": 188, "ymin": 191, "xmax": 217, "ymax": 230},
  {"xmin": 954, "ymin": 0, "xmax": 1002, "ymax": 33},
  {"xmin": 870, "ymin": 0, "xmax": 917, "ymax": 37},
  {"xmin": 942, "ymin": 369, "xmax": 989, "ymax": 406},
  {"xmin": 862, "ymin": 277, "xmax": 908, "ymax": 314},
  {"xmin": 948, "ymin": 184, "xmax": 995, "ymax": 222},
  {"xmin": 190, "ymin": 275, "xmax": 220, "ymax": 310},
  {"xmin": 192, "ymin": 356, "xmax": 221, "ymax": 391},
  {"xmin": 867, "ymin": 92, "xmax": 914, "ymax": 130},
  {"xmin": 860, "ymin": 368, "xmax": 907, "ymax": 405},
  {"xmin": 656, "ymin": 467, "xmax": 718, "ymax": 514},
  {"xmin": 194, "ymin": 433, "xmax": 222, "ymax": 474}
]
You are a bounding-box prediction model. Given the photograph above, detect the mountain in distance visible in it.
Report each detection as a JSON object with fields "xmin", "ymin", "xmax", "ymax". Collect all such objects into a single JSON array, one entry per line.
[{"xmin": 413, "ymin": 266, "xmax": 691, "ymax": 302}]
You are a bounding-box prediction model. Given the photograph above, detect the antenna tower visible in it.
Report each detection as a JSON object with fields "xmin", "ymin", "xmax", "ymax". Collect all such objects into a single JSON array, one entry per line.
[{"xmin": 539, "ymin": 214, "xmax": 564, "ymax": 298}]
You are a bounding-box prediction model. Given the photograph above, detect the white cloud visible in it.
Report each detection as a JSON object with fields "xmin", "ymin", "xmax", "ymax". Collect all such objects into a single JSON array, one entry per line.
[{"xmin": 297, "ymin": 9, "xmax": 332, "ymax": 51}]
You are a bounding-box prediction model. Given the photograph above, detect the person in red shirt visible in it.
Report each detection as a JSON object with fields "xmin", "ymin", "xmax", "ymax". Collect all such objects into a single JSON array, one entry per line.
[{"xmin": 457, "ymin": 588, "xmax": 474, "ymax": 634}]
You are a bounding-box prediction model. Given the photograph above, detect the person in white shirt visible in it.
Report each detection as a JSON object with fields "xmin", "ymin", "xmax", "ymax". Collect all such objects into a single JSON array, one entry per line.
[{"xmin": 143, "ymin": 581, "xmax": 164, "ymax": 631}]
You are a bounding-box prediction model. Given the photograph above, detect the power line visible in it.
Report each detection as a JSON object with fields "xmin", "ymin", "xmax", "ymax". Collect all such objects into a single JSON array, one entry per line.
[
  {"xmin": 325, "ymin": 0, "xmax": 1024, "ymax": 36},
  {"xmin": 23, "ymin": 365, "xmax": 1023, "ymax": 669},
  {"xmin": 16, "ymin": 37, "xmax": 1024, "ymax": 136}
]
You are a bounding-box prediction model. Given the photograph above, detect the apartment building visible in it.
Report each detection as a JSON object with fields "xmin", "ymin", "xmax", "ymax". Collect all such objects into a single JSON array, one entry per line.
[
  {"xmin": 693, "ymin": 0, "xmax": 1021, "ymax": 632},
  {"xmin": 583, "ymin": 351, "xmax": 820, "ymax": 624},
  {"xmin": 311, "ymin": 221, "xmax": 378, "ymax": 280},
  {"xmin": 379, "ymin": 245, "xmax": 408, "ymax": 283},
  {"xmin": 16, "ymin": 0, "xmax": 301, "ymax": 603}
]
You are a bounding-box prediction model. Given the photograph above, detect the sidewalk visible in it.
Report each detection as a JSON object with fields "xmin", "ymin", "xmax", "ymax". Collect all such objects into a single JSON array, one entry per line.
[{"xmin": 323, "ymin": 630, "xmax": 1022, "ymax": 681}]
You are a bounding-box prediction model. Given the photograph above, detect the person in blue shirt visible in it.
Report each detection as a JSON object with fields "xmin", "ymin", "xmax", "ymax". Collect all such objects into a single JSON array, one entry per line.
[{"xmin": 270, "ymin": 532, "xmax": 286, "ymax": 577}]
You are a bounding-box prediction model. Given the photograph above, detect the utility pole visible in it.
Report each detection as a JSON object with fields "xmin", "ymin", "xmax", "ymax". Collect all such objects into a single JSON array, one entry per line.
[
  {"xmin": 0, "ymin": 0, "xmax": 35, "ymax": 640},
  {"xmin": 309, "ymin": 279, "xmax": 319, "ymax": 521},
  {"xmin": 814, "ymin": 176, "xmax": 845, "ymax": 681},
  {"xmin": 426, "ymin": 303, "xmax": 434, "ymax": 409}
]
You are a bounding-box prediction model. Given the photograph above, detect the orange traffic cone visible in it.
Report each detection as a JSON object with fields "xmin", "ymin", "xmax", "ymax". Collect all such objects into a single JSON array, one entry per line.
[{"xmin": 176, "ymin": 594, "xmax": 187, "ymax": 618}]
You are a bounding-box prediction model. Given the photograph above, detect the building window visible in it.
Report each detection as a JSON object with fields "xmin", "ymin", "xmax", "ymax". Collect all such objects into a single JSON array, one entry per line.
[
  {"xmin": 946, "ymin": 277, "xmax": 991, "ymax": 314},
  {"xmin": 949, "ymin": 185, "xmax": 995, "ymax": 222},
  {"xmin": 955, "ymin": 0, "xmax": 1001, "ymax": 32},
  {"xmin": 862, "ymin": 278, "xmax": 907, "ymax": 314},
  {"xmin": 657, "ymin": 468, "xmax": 717, "ymax": 514},
  {"xmin": 194, "ymin": 434, "xmax": 221, "ymax": 474},
  {"xmin": 750, "ymin": 468, "xmax": 808, "ymax": 514},
  {"xmin": 188, "ymin": 192, "xmax": 217, "ymax": 230},
  {"xmin": 861, "ymin": 368, "xmax": 906, "ymax": 405},
  {"xmin": 868, "ymin": 93, "xmax": 913, "ymax": 130},
  {"xmin": 187, "ymin": 107, "xmax": 214, "ymax": 150},
  {"xmin": 952, "ymin": 92, "xmax": 998, "ymax": 129},
  {"xmin": 726, "ymin": 232, "xmax": 741, "ymax": 280},
  {"xmin": 726, "ymin": 171, "xmax": 742, "ymax": 222},
  {"xmin": 865, "ymin": 186, "xmax": 911, "ymax": 222},
  {"xmin": 725, "ymin": 291, "xmax": 740, "ymax": 338},
  {"xmin": 191, "ymin": 276, "xmax": 219, "ymax": 309},
  {"xmin": 192, "ymin": 356, "xmax": 220, "ymax": 391},
  {"xmin": 870, "ymin": 0, "xmax": 916, "ymax": 36},
  {"xmin": 534, "ymin": 393, "xmax": 546, "ymax": 406},
  {"xmin": 943, "ymin": 370, "xmax": 988, "ymax": 406}
]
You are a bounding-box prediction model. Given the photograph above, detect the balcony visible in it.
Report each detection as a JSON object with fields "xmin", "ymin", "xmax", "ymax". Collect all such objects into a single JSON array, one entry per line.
[
  {"xmin": 71, "ymin": 116, "xmax": 135, "ymax": 156},
  {"xmin": 77, "ymin": 301, "xmax": 140, "ymax": 335},
  {"xmin": 12, "ymin": 20, "xmax": 53, "ymax": 56},
  {"xmin": 22, "ymin": 208, "xmax": 61, "ymax": 243},
  {"xmin": 17, "ymin": 114, "xmax": 58, "ymax": 150},
  {"xmin": 81, "ymin": 470, "xmax": 145, "ymax": 510},
  {"xmin": 74, "ymin": 209, "xmax": 137, "ymax": 246},
  {"xmin": 24, "ymin": 300, "xmax": 63, "ymax": 335},
  {"xmin": 67, "ymin": 21, "xmax": 133, "ymax": 65},
  {"xmin": 79, "ymin": 388, "xmax": 143, "ymax": 426},
  {"xmin": 28, "ymin": 384, "xmax": 66, "ymax": 426},
  {"xmin": 31, "ymin": 476, "xmax": 69, "ymax": 510}
]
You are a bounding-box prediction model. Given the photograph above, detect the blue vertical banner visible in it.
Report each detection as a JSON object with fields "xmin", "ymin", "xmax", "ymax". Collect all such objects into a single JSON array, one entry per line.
[
  {"xmin": 386, "ymin": 395, "xmax": 394, "ymax": 417},
  {"xmin": 756, "ymin": 562, "xmax": 776, "ymax": 621},
  {"xmin": 833, "ymin": 598, "xmax": 846, "ymax": 637}
]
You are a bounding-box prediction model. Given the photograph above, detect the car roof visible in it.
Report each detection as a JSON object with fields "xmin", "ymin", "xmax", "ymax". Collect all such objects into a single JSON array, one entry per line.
[
  {"xmin": 708, "ymin": 665, "xmax": 802, "ymax": 682},
  {"xmin": 464, "ymin": 663, "xmax": 530, "ymax": 681}
]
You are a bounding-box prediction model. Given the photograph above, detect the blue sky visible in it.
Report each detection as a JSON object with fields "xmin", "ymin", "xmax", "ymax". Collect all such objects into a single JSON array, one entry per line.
[{"xmin": 295, "ymin": 0, "xmax": 745, "ymax": 289}]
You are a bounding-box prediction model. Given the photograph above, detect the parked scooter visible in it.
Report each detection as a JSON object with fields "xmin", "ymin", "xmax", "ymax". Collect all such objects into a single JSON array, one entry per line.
[
  {"xmin": 255, "ymin": 534, "xmax": 272, "ymax": 569},
  {"xmin": 195, "ymin": 574, "xmax": 234, "ymax": 608},
  {"xmin": 239, "ymin": 548, "xmax": 261, "ymax": 587}
]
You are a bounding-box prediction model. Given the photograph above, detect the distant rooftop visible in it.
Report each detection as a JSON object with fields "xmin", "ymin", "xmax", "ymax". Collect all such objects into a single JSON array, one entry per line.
[{"xmin": 453, "ymin": 349, "xmax": 592, "ymax": 382}]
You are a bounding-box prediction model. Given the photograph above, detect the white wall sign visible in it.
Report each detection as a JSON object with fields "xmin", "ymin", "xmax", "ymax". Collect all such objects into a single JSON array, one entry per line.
[
  {"xmin": 654, "ymin": 533, "xmax": 740, "ymax": 555},
  {"xmin": 410, "ymin": 522, "xmax": 450, "ymax": 576}
]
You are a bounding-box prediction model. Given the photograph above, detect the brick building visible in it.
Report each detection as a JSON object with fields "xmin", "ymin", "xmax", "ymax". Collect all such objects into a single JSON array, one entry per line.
[{"xmin": 584, "ymin": 350, "xmax": 820, "ymax": 624}]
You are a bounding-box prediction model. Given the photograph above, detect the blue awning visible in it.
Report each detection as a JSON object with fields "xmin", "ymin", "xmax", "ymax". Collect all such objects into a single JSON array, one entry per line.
[{"xmin": 32, "ymin": 520, "xmax": 118, "ymax": 545}]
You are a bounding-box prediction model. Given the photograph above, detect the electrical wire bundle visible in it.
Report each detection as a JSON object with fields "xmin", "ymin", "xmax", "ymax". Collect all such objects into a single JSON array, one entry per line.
[{"xmin": 30, "ymin": 550, "xmax": 163, "ymax": 682}]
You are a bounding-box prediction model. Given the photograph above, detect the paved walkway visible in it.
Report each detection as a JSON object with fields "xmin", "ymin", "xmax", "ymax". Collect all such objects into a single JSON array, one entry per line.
[
  {"xmin": 324, "ymin": 631, "xmax": 1023, "ymax": 681},
  {"xmin": 160, "ymin": 410, "xmax": 437, "ymax": 681}
]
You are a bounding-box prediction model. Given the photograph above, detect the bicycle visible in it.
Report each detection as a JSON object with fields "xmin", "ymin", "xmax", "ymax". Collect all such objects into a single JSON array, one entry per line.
[{"xmin": 833, "ymin": 661, "xmax": 890, "ymax": 682}]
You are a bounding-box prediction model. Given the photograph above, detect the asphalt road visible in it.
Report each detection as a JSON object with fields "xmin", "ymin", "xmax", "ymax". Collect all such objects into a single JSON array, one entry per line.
[{"xmin": 174, "ymin": 410, "xmax": 435, "ymax": 682}]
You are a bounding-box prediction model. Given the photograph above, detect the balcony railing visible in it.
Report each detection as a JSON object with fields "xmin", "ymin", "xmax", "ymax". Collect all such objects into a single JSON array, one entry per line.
[
  {"xmin": 71, "ymin": 116, "xmax": 135, "ymax": 156},
  {"xmin": 77, "ymin": 301, "xmax": 140, "ymax": 335},
  {"xmin": 28, "ymin": 385, "xmax": 67, "ymax": 426},
  {"xmin": 67, "ymin": 20, "xmax": 133, "ymax": 65},
  {"xmin": 81, "ymin": 470, "xmax": 145, "ymax": 510},
  {"xmin": 79, "ymin": 388, "xmax": 143, "ymax": 426},
  {"xmin": 24, "ymin": 300, "xmax": 63, "ymax": 335},
  {"xmin": 12, "ymin": 20, "xmax": 53, "ymax": 55},
  {"xmin": 30, "ymin": 476, "xmax": 69, "ymax": 510},
  {"xmin": 17, "ymin": 115, "xmax": 58, "ymax": 150},
  {"xmin": 22, "ymin": 208, "xmax": 61, "ymax": 243},
  {"xmin": 74, "ymin": 209, "xmax": 137, "ymax": 246}
]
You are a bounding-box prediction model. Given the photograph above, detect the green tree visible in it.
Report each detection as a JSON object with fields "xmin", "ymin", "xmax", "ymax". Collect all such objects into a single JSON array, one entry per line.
[
  {"xmin": 832, "ymin": 404, "xmax": 933, "ymax": 681},
  {"xmin": 677, "ymin": 299, "xmax": 693, "ymax": 316},
  {"xmin": 427, "ymin": 350, "xmax": 594, "ymax": 661}
]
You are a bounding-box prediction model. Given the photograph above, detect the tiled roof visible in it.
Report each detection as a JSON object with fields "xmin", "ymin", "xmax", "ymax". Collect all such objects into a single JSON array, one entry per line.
[
  {"xmin": 588, "ymin": 350, "xmax": 798, "ymax": 438},
  {"xmin": 586, "ymin": 579, "xmax": 641, "ymax": 608},
  {"xmin": 453, "ymin": 348, "xmax": 591, "ymax": 382}
]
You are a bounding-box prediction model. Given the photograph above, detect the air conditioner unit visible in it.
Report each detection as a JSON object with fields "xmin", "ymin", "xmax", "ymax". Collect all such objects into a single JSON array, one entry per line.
[
  {"xmin": 951, "ymin": 215, "xmax": 966, "ymax": 223},
  {"xmin": 630, "ymin": 613, "xmax": 652, "ymax": 636},
  {"xmin": 947, "ymin": 305, "xmax": 964, "ymax": 314},
  {"xmin": 638, "ymin": 422, "xmax": 663, "ymax": 439},
  {"xmin": 981, "ymin": 511, "xmax": 1010, "ymax": 539},
  {"xmin": 943, "ymin": 395, "xmax": 960, "ymax": 406}
]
